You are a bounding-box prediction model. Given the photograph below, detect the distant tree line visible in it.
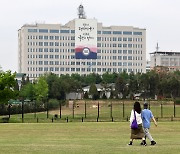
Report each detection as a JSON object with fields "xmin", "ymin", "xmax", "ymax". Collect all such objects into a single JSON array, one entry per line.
[{"xmin": 0, "ymin": 70, "xmax": 180, "ymax": 115}]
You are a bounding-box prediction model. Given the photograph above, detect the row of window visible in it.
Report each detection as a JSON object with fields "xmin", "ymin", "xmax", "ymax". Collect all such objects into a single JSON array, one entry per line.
[
  {"xmin": 28, "ymin": 35, "xmax": 75, "ymax": 40},
  {"xmin": 97, "ymin": 37, "xmax": 142, "ymax": 42},
  {"xmin": 27, "ymin": 60, "xmax": 143, "ymax": 67},
  {"xmin": 97, "ymin": 43, "xmax": 143, "ymax": 48},
  {"xmin": 28, "ymin": 29, "xmax": 143, "ymax": 36},
  {"xmin": 28, "ymin": 48, "xmax": 143, "ymax": 55},
  {"xmin": 27, "ymin": 67, "xmax": 143, "ymax": 74},
  {"xmin": 28, "ymin": 41, "xmax": 142, "ymax": 48},
  {"xmin": 28, "ymin": 48, "xmax": 75, "ymax": 53},
  {"xmin": 28, "ymin": 54, "xmax": 143, "ymax": 61},
  {"xmin": 28, "ymin": 42, "xmax": 75, "ymax": 47},
  {"xmin": 28, "ymin": 29, "xmax": 74, "ymax": 34},
  {"xmin": 28, "ymin": 35, "xmax": 142, "ymax": 42}
]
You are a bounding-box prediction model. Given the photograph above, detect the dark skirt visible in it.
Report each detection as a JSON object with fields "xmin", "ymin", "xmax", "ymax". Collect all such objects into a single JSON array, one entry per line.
[{"xmin": 130, "ymin": 124, "xmax": 144, "ymax": 139}]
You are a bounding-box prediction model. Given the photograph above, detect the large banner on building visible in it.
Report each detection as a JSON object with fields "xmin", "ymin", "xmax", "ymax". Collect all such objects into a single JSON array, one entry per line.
[{"xmin": 75, "ymin": 19, "xmax": 97, "ymax": 59}]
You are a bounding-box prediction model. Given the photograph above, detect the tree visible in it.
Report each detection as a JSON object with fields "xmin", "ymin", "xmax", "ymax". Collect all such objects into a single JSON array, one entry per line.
[
  {"xmin": 0, "ymin": 71, "xmax": 17, "ymax": 104},
  {"xmin": 102, "ymin": 72, "xmax": 116, "ymax": 83},
  {"xmin": 19, "ymin": 83, "xmax": 35, "ymax": 100},
  {"xmin": 115, "ymin": 76, "xmax": 126, "ymax": 99},
  {"xmin": 34, "ymin": 77, "xmax": 48, "ymax": 102},
  {"xmin": 89, "ymin": 84, "xmax": 99, "ymax": 100},
  {"xmin": 51, "ymin": 78, "xmax": 66, "ymax": 101}
]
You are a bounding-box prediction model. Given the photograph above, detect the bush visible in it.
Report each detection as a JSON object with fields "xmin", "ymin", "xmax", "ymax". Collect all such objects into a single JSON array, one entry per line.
[{"xmin": 175, "ymin": 99, "xmax": 180, "ymax": 105}]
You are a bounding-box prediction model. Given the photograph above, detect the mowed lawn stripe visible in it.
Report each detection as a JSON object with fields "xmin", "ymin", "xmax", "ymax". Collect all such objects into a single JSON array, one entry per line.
[{"xmin": 0, "ymin": 122, "xmax": 180, "ymax": 154}]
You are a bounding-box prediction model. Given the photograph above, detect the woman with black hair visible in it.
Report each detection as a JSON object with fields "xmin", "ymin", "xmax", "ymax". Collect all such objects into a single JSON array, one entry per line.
[{"xmin": 128, "ymin": 101, "xmax": 146, "ymax": 146}]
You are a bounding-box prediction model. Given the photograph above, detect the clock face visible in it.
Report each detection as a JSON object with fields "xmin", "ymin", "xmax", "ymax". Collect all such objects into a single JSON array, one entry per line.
[{"xmin": 82, "ymin": 47, "xmax": 90, "ymax": 56}]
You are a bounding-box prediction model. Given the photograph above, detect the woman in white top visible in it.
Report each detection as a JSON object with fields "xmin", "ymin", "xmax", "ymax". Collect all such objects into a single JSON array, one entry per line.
[{"xmin": 128, "ymin": 101, "xmax": 146, "ymax": 146}]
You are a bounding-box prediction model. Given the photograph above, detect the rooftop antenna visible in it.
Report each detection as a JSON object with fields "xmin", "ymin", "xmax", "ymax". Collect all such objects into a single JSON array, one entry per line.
[
  {"xmin": 78, "ymin": 4, "xmax": 86, "ymax": 19},
  {"xmin": 156, "ymin": 42, "xmax": 159, "ymax": 51}
]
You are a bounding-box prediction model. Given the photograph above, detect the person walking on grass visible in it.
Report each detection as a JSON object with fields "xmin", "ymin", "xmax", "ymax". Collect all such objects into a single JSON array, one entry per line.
[
  {"xmin": 128, "ymin": 101, "xmax": 146, "ymax": 146},
  {"xmin": 141, "ymin": 102, "xmax": 157, "ymax": 145}
]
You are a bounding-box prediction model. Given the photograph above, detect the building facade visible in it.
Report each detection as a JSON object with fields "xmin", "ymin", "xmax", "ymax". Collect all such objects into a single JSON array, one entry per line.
[
  {"xmin": 150, "ymin": 51, "xmax": 180, "ymax": 71},
  {"xmin": 18, "ymin": 6, "xmax": 146, "ymax": 78}
]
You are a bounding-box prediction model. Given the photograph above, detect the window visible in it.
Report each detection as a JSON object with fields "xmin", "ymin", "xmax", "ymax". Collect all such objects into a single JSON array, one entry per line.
[
  {"xmin": 44, "ymin": 48, "xmax": 48, "ymax": 52},
  {"xmin": 123, "ymin": 62, "xmax": 127, "ymax": 66},
  {"xmin": 118, "ymin": 37, "xmax": 122, "ymax": 41},
  {"xmin": 44, "ymin": 67, "xmax": 48, "ymax": 71},
  {"xmin": 44, "ymin": 55, "xmax": 48, "ymax": 58},
  {"xmin": 128, "ymin": 44, "xmax": 132, "ymax": 48},
  {"xmin": 71, "ymin": 30, "xmax": 75, "ymax": 33},
  {"xmin": 123, "ymin": 56, "xmax": 127, "ymax": 60},
  {"xmin": 55, "ymin": 42, "xmax": 59, "ymax": 46},
  {"xmin": 44, "ymin": 42, "xmax": 48, "ymax": 46},
  {"xmin": 128, "ymin": 50, "xmax": 132, "ymax": 54},
  {"xmin": 39, "ymin": 36, "xmax": 43, "ymax": 39},
  {"xmin": 50, "ymin": 67, "xmax": 54, "ymax": 71},
  {"xmin": 50, "ymin": 61, "xmax": 54, "ymax": 65},
  {"xmin": 97, "ymin": 31, "xmax": 101, "ymax": 34},
  {"xmin": 55, "ymin": 36, "xmax": 59, "ymax": 40},
  {"xmin": 113, "ymin": 56, "xmax": 116, "ymax": 60},
  {"xmin": 118, "ymin": 68, "xmax": 122, "ymax": 72},
  {"xmin": 50, "ymin": 29, "xmax": 59, "ymax": 33},
  {"xmin": 44, "ymin": 61, "xmax": 48, "ymax": 65},
  {"xmin": 50, "ymin": 48, "xmax": 54, "ymax": 52},
  {"xmin": 128, "ymin": 62, "xmax": 132, "ymax": 66},
  {"xmin": 113, "ymin": 50, "xmax": 116, "ymax": 53},
  {"xmin": 97, "ymin": 37, "xmax": 101, "ymax": 41},
  {"xmin": 102, "ymin": 31, "xmax": 111, "ymax": 34},
  {"xmin": 55, "ymin": 49, "xmax": 59, "ymax": 52},
  {"xmin": 97, "ymin": 43, "xmax": 101, "ymax": 47},
  {"xmin": 118, "ymin": 56, "xmax": 122, "ymax": 60},
  {"xmin": 49, "ymin": 42, "xmax": 54, "ymax": 46},
  {"xmin": 123, "ymin": 38, "xmax": 127, "ymax": 41},
  {"xmin": 118, "ymin": 50, "xmax": 122, "ymax": 54},
  {"xmin": 113, "ymin": 44, "xmax": 117, "ymax": 47},
  {"xmin": 123, "ymin": 31, "xmax": 132, "ymax": 35},
  {"xmin": 97, "ymin": 68, "xmax": 101, "ymax": 72},
  {"xmin": 60, "ymin": 30, "xmax": 70, "ymax": 33},
  {"xmin": 39, "ymin": 29, "xmax": 48, "ymax": 33},
  {"xmin": 55, "ymin": 61, "xmax": 59, "ymax": 65},
  {"xmin": 128, "ymin": 38, "xmax": 132, "ymax": 41},
  {"xmin": 123, "ymin": 44, "xmax": 127, "ymax": 48},
  {"xmin": 128, "ymin": 56, "xmax": 132, "ymax": 60},
  {"xmin": 55, "ymin": 67, "xmax": 59, "ymax": 71},
  {"xmin": 28, "ymin": 29, "xmax": 37, "ymax": 33},
  {"xmin": 118, "ymin": 62, "xmax": 122, "ymax": 66},
  {"xmin": 118, "ymin": 44, "xmax": 122, "ymax": 47},
  {"xmin": 133, "ymin": 32, "xmax": 142, "ymax": 35},
  {"xmin": 113, "ymin": 31, "xmax": 122, "ymax": 35},
  {"xmin": 39, "ymin": 61, "xmax": 43, "ymax": 65},
  {"xmin": 39, "ymin": 42, "xmax": 43, "ymax": 46},
  {"xmin": 128, "ymin": 69, "xmax": 132, "ymax": 72},
  {"xmin": 113, "ymin": 37, "xmax": 117, "ymax": 41},
  {"xmin": 39, "ymin": 48, "xmax": 43, "ymax": 52},
  {"xmin": 39, "ymin": 67, "xmax": 43, "ymax": 71},
  {"xmin": 49, "ymin": 36, "xmax": 54, "ymax": 40},
  {"xmin": 113, "ymin": 62, "xmax": 116, "ymax": 66},
  {"xmin": 50, "ymin": 55, "xmax": 54, "ymax": 59},
  {"xmin": 76, "ymin": 68, "xmax": 80, "ymax": 72},
  {"xmin": 71, "ymin": 36, "xmax": 75, "ymax": 40},
  {"xmin": 44, "ymin": 36, "xmax": 48, "ymax": 39},
  {"xmin": 123, "ymin": 50, "xmax": 127, "ymax": 54},
  {"xmin": 71, "ymin": 68, "xmax": 75, "ymax": 71},
  {"xmin": 55, "ymin": 55, "xmax": 59, "ymax": 59}
]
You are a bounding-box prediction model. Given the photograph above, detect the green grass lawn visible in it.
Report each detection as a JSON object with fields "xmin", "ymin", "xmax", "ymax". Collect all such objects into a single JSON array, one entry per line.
[{"xmin": 0, "ymin": 122, "xmax": 180, "ymax": 154}]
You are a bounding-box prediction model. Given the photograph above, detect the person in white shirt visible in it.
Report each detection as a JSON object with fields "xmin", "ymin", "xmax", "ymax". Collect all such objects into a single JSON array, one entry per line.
[{"xmin": 128, "ymin": 101, "xmax": 146, "ymax": 146}]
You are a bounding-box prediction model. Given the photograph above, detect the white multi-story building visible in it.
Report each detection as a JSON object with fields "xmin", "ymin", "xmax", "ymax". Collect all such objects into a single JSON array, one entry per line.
[
  {"xmin": 18, "ymin": 5, "xmax": 146, "ymax": 78},
  {"xmin": 150, "ymin": 51, "xmax": 180, "ymax": 71}
]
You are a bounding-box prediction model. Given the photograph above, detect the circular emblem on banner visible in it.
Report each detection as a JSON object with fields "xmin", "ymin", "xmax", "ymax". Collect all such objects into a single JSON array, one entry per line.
[{"xmin": 83, "ymin": 47, "xmax": 90, "ymax": 56}]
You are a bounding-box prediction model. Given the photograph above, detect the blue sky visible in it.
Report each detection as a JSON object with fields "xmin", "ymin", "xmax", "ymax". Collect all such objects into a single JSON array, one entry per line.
[{"xmin": 0, "ymin": 0, "xmax": 180, "ymax": 72}]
